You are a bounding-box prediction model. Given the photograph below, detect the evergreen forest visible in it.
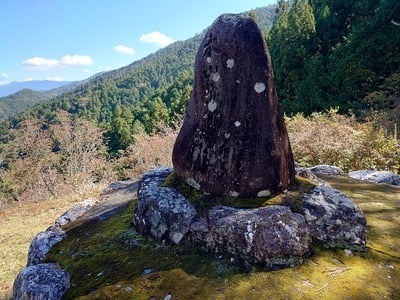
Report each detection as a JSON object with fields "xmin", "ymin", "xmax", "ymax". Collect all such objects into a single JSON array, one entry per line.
[
  {"xmin": 2, "ymin": 1, "xmax": 398, "ymax": 151},
  {"xmin": 269, "ymin": 0, "xmax": 400, "ymax": 121},
  {"xmin": 0, "ymin": 1, "xmax": 399, "ymax": 204}
]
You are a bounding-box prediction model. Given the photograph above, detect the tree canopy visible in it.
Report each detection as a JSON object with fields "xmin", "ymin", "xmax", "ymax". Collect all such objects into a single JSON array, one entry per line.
[{"xmin": 269, "ymin": 0, "xmax": 400, "ymax": 116}]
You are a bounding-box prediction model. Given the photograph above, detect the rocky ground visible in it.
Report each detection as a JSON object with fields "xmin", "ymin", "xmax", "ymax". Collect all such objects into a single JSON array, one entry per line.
[{"xmin": 14, "ymin": 168, "xmax": 400, "ymax": 299}]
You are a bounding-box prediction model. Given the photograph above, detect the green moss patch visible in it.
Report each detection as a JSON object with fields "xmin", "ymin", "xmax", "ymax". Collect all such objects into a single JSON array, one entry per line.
[
  {"xmin": 163, "ymin": 172, "xmax": 315, "ymax": 214},
  {"xmin": 44, "ymin": 175, "xmax": 400, "ymax": 299},
  {"xmin": 44, "ymin": 201, "xmax": 245, "ymax": 299}
]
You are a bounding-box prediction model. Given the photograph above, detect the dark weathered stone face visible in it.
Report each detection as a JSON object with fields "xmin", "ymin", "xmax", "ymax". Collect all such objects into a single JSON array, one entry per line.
[{"xmin": 172, "ymin": 14, "xmax": 295, "ymax": 197}]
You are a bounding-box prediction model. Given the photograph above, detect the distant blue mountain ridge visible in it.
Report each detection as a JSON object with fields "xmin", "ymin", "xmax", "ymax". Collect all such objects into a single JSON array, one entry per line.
[{"xmin": 0, "ymin": 80, "xmax": 71, "ymax": 97}]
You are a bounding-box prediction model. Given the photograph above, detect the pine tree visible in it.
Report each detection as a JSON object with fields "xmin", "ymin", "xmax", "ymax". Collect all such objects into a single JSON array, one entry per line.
[{"xmin": 270, "ymin": 0, "xmax": 317, "ymax": 113}]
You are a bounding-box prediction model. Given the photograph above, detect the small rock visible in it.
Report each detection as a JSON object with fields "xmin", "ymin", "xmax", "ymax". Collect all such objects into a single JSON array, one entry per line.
[
  {"xmin": 134, "ymin": 168, "xmax": 197, "ymax": 245},
  {"xmin": 309, "ymin": 165, "xmax": 344, "ymax": 176},
  {"xmin": 386, "ymin": 264, "xmax": 395, "ymax": 270},
  {"xmin": 348, "ymin": 170, "xmax": 400, "ymax": 187},
  {"xmin": 27, "ymin": 226, "xmax": 67, "ymax": 266},
  {"xmin": 303, "ymin": 186, "xmax": 367, "ymax": 250},
  {"xmin": 141, "ymin": 268, "xmax": 154, "ymax": 276},
  {"xmin": 97, "ymin": 271, "xmax": 104, "ymax": 277},
  {"xmin": 164, "ymin": 293, "xmax": 172, "ymax": 300},
  {"xmin": 13, "ymin": 263, "xmax": 70, "ymax": 300},
  {"xmin": 344, "ymin": 249, "xmax": 354, "ymax": 257},
  {"xmin": 125, "ymin": 286, "xmax": 133, "ymax": 292}
]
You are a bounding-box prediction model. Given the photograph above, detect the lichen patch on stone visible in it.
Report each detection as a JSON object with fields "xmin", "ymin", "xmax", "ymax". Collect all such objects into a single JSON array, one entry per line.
[
  {"xmin": 228, "ymin": 191, "xmax": 239, "ymax": 197},
  {"xmin": 208, "ymin": 100, "xmax": 217, "ymax": 112},
  {"xmin": 257, "ymin": 190, "xmax": 271, "ymax": 197},
  {"xmin": 226, "ymin": 58, "xmax": 235, "ymax": 69},
  {"xmin": 186, "ymin": 178, "xmax": 201, "ymax": 190},
  {"xmin": 254, "ymin": 82, "xmax": 266, "ymax": 93},
  {"xmin": 211, "ymin": 73, "xmax": 220, "ymax": 82}
]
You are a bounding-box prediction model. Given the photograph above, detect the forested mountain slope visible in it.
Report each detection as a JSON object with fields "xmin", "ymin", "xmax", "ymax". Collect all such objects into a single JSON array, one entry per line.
[
  {"xmin": 0, "ymin": 80, "xmax": 86, "ymax": 123},
  {"xmin": 3, "ymin": 6, "xmax": 276, "ymax": 152},
  {"xmin": 2, "ymin": 1, "xmax": 399, "ymax": 151},
  {"xmin": 0, "ymin": 89, "xmax": 53, "ymax": 121},
  {"xmin": 269, "ymin": 0, "xmax": 400, "ymax": 132},
  {"xmin": 0, "ymin": 3, "xmax": 399, "ymax": 209},
  {"xmin": 0, "ymin": 80, "xmax": 71, "ymax": 97}
]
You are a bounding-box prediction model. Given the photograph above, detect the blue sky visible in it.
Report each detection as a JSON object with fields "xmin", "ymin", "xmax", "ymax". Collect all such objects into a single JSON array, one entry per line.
[{"xmin": 0, "ymin": 0, "xmax": 276, "ymax": 84}]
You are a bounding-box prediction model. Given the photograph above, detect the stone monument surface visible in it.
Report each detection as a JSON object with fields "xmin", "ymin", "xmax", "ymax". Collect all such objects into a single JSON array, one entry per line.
[{"xmin": 172, "ymin": 14, "xmax": 295, "ymax": 197}]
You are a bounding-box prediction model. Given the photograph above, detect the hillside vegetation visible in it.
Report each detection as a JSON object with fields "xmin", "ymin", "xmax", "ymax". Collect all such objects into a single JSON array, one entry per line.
[
  {"xmin": 1, "ymin": 110, "xmax": 398, "ymax": 208},
  {"xmin": 0, "ymin": 2, "xmax": 399, "ymax": 206},
  {"xmin": 0, "ymin": 3, "xmax": 400, "ymax": 298},
  {"xmin": 0, "ymin": 89, "xmax": 53, "ymax": 121},
  {"xmin": 0, "ymin": 7, "xmax": 274, "ymax": 151},
  {"xmin": 0, "ymin": 81, "xmax": 83, "ymax": 122},
  {"xmin": 269, "ymin": 0, "xmax": 400, "ymax": 134}
]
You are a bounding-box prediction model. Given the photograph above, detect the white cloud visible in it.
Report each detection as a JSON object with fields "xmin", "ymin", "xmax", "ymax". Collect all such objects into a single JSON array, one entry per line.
[
  {"xmin": 46, "ymin": 76, "xmax": 64, "ymax": 81},
  {"xmin": 23, "ymin": 57, "xmax": 59, "ymax": 69},
  {"xmin": 59, "ymin": 55, "xmax": 93, "ymax": 66},
  {"xmin": 23, "ymin": 55, "xmax": 93, "ymax": 70},
  {"xmin": 139, "ymin": 31, "xmax": 175, "ymax": 47},
  {"xmin": 0, "ymin": 73, "xmax": 10, "ymax": 85},
  {"xmin": 114, "ymin": 44, "xmax": 135, "ymax": 55}
]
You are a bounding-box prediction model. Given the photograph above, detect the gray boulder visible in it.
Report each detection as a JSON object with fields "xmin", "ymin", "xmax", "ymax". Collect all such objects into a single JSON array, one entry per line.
[
  {"xmin": 295, "ymin": 167, "xmax": 331, "ymax": 187},
  {"xmin": 348, "ymin": 170, "xmax": 400, "ymax": 187},
  {"xmin": 16, "ymin": 181, "xmax": 139, "ymax": 299},
  {"xmin": 134, "ymin": 168, "xmax": 197, "ymax": 244},
  {"xmin": 190, "ymin": 205, "xmax": 311, "ymax": 268},
  {"xmin": 101, "ymin": 180, "xmax": 138, "ymax": 195},
  {"xmin": 13, "ymin": 263, "xmax": 70, "ymax": 300},
  {"xmin": 303, "ymin": 186, "xmax": 367, "ymax": 250},
  {"xmin": 309, "ymin": 165, "xmax": 344, "ymax": 176},
  {"xmin": 55, "ymin": 197, "xmax": 98, "ymax": 227},
  {"xmin": 27, "ymin": 226, "xmax": 66, "ymax": 266}
]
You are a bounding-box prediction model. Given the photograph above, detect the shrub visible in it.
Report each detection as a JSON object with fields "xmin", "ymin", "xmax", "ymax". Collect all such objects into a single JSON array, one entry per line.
[
  {"xmin": 1, "ymin": 108, "xmax": 398, "ymax": 208},
  {"xmin": 0, "ymin": 111, "xmax": 113, "ymax": 206},
  {"xmin": 285, "ymin": 108, "xmax": 400, "ymax": 172}
]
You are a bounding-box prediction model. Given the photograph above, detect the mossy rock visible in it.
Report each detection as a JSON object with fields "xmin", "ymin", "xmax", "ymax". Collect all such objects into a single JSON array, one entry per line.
[
  {"xmin": 44, "ymin": 176, "xmax": 400, "ymax": 299},
  {"xmin": 162, "ymin": 171, "xmax": 316, "ymax": 215}
]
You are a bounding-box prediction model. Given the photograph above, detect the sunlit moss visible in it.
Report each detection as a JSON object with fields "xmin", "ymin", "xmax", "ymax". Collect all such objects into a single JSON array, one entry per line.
[
  {"xmin": 45, "ymin": 201, "xmax": 244, "ymax": 299},
  {"xmin": 163, "ymin": 171, "xmax": 314, "ymax": 214},
  {"xmin": 44, "ymin": 175, "xmax": 400, "ymax": 299}
]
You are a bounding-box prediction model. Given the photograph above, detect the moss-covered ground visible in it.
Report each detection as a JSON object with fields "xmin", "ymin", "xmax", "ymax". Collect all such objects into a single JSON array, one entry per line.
[
  {"xmin": 45, "ymin": 176, "xmax": 400, "ymax": 299},
  {"xmin": 163, "ymin": 172, "xmax": 315, "ymax": 214}
]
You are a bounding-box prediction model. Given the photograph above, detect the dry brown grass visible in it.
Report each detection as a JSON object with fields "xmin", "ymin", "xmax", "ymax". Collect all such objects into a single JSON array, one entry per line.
[
  {"xmin": 0, "ymin": 189, "xmax": 104, "ymax": 300},
  {"xmin": 1, "ymin": 112, "xmax": 398, "ymax": 298},
  {"xmin": 0, "ymin": 131, "xmax": 178, "ymax": 299},
  {"xmin": 286, "ymin": 109, "xmax": 400, "ymax": 172},
  {"xmin": 114, "ymin": 130, "xmax": 178, "ymax": 181}
]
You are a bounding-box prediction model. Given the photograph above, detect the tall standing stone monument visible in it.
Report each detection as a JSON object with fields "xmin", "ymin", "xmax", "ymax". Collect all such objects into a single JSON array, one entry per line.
[{"xmin": 173, "ymin": 14, "xmax": 295, "ymax": 197}]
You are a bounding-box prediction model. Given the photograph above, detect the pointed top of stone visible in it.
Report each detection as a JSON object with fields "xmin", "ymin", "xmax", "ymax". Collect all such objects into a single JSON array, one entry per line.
[{"xmin": 172, "ymin": 13, "xmax": 295, "ymax": 197}]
